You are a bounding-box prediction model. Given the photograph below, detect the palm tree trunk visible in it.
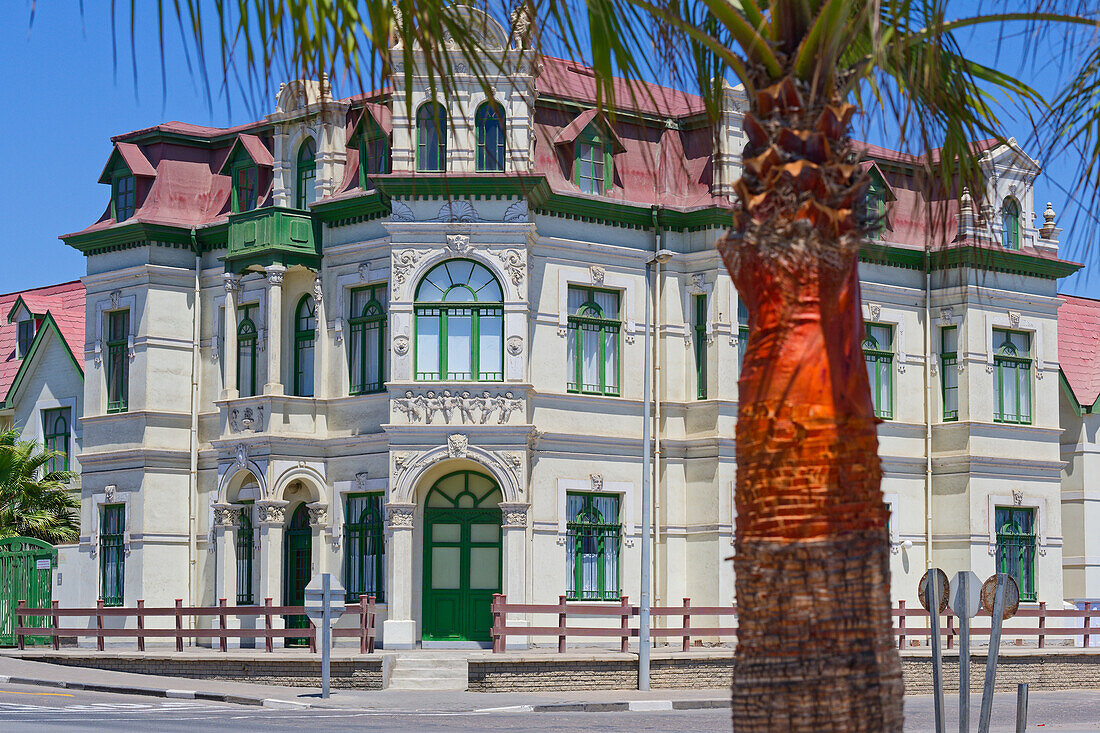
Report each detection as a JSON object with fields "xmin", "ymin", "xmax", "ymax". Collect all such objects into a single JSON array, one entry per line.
[{"xmin": 720, "ymin": 82, "xmax": 904, "ymax": 731}]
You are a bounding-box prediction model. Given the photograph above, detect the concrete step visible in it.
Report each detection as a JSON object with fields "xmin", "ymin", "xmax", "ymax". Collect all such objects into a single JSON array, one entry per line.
[
  {"xmin": 385, "ymin": 676, "xmax": 468, "ymax": 690},
  {"xmin": 386, "ymin": 655, "xmax": 469, "ymax": 691},
  {"xmin": 390, "ymin": 660, "xmax": 467, "ymax": 671}
]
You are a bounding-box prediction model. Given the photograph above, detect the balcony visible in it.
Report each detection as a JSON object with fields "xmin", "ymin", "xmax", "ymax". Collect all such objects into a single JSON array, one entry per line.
[{"xmin": 224, "ymin": 206, "xmax": 320, "ymax": 273}]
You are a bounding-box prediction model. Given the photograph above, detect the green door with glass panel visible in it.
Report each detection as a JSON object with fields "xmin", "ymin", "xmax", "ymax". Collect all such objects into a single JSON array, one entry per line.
[
  {"xmin": 283, "ymin": 504, "xmax": 312, "ymax": 646},
  {"xmin": 422, "ymin": 471, "xmax": 502, "ymax": 642}
]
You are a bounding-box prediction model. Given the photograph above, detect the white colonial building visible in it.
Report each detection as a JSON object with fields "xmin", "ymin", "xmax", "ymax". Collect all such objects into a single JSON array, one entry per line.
[{"xmin": 54, "ymin": 8, "xmax": 1092, "ymax": 646}]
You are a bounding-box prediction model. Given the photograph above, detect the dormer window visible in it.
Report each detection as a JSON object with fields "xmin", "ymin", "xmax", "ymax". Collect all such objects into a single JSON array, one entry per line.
[
  {"xmin": 113, "ymin": 174, "xmax": 135, "ymax": 221},
  {"xmin": 863, "ymin": 176, "xmax": 887, "ymax": 239},
  {"xmin": 233, "ymin": 165, "xmax": 258, "ymax": 212},
  {"xmin": 416, "ymin": 102, "xmax": 447, "ymax": 172},
  {"xmin": 17, "ymin": 319, "xmax": 35, "ymax": 357},
  {"xmin": 576, "ymin": 131, "xmax": 610, "ymax": 195},
  {"xmin": 475, "ymin": 102, "xmax": 506, "ymax": 172},
  {"xmin": 296, "ymin": 139, "xmax": 317, "ymax": 209},
  {"xmin": 360, "ymin": 130, "xmax": 391, "ymax": 183},
  {"xmin": 1002, "ymin": 197, "xmax": 1021, "ymax": 250}
]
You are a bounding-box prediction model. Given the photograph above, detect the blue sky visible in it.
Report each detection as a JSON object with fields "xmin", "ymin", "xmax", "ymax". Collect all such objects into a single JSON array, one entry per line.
[{"xmin": 1, "ymin": 2, "xmax": 1096, "ymax": 298}]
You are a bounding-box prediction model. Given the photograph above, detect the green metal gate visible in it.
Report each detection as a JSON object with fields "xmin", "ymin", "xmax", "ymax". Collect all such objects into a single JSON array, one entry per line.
[
  {"xmin": 283, "ymin": 504, "xmax": 312, "ymax": 647},
  {"xmin": 0, "ymin": 537, "xmax": 57, "ymax": 647}
]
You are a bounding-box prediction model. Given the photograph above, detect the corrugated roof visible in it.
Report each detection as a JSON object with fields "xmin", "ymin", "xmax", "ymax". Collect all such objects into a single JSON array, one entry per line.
[
  {"xmin": 0, "ymin": 281, "xmax": 85, "ymax": 402},
  {"xmin": 1059, "ymin": 294, "xmax": 1100, "ymax": 408}
]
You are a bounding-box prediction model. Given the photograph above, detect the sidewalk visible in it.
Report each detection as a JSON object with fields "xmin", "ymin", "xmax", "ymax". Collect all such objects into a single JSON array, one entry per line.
[{"xmin": 0, "ymin": 655, "xmax": 729, "ymax": 712}]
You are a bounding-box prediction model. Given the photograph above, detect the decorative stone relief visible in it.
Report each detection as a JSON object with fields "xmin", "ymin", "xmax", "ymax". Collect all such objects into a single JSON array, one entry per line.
[
  {"xmin": 434, "ymin": 201, "xmax": 480, "ymax": 223},
  {"xmin": 868, "ymin": 303, "xmax": 881, "ymax": 321},
  {"xmin": 527, "ymin": 428, "xmax": 542, "ymax": 450},
  {"xmin": 1013, "ymin": 489, "xmax": 1024, "ymax": 506},
  {"xmin": 447, "ymin": 433, "xmax": 470, "ymax": 458},
  {"xmin": 388, "ymin": 504, "xmax": 415, "ymax": 528},
  {"xmin": 446, "ymin": 234, "xmax": 472, "ymax": 254},
  {"xmin": 497, "ymin": 249, "xmax": 526, "ymax": 291},
  {"xmin": 1008, "ymin": 311, "xmax": 1021, "ymax": 328},
  {"xmin": 358, "ymin": 262, "xmax": 371, "ymax": 281},
  {"xmin": 689, "ymin": 273, "xmax": 705, "ymax": 294},
  {"xmin": 390, "ymin": 200, "xmax": 414, "ymax": 222},
  {"xmin": 939, "ymin": 307, "xmax": 954, "ymax": 326},
  {"xmin": 393, "ymin": 334, "xmax": 410, "ymax": 356},
  {"xmin": 229, "ymin": 406, "xmax": 265, "ymax": 433},
  {"xmin": 590, "ymin": 474, "xmax": 603, "ymax": 491},
  {"xmin": 313, "ymin": 276, "xmax": 324, "ymax": 303},
  {"xmin": 392, "ymin": 452, "xmax": 413, "ymax": 478},
  {"xmin": 266, "ymin": 268, "xmax": 285, "ymax": 285},
  {"xmin": 258, "ymin": 503, "xmax": 286, "ymax": 524},
  {"xmin": 500, "ymin": 502, "xmax": 529, "ymax": 528},
  {"xmin": 234, "ymin": 443, "xmax": 251, "ymax": 470},
  {"xmin": 307, "ymin": 503, "xmax": 329, "ymax": 526},
  {"xmin": 355, "ymin": 472, "xmax": 369, "ymax": 491},
  {"xmin": 392, "ymin": 390, "xmax": 524, "ymax": 425},
  {"xmin": 392, "ymin": 249, "xmax": 425, "ymax": 297},
  {"xmin": 105, "ymin": 485, "xmax": 117, "ymax": 503},
  {"xmin": 213, "ymin": 505, "xmax": 240, "ymax": 527},
  {"xmin": 224, "ymin": 275, "xmax": 241, "ymax": 293},
  {"xmin": 590, "ymin": 265, "xmax": 605, "ymax": 284},
  {"xmin": 503, "ymin": 199, "xmax": 529, "ymax": 222},
  {"xmin": 507, "ymin": 335, "xmax": 524, "ymax": 356},
  {"xmin": 500, "ymin": 452, "xmax": 524, "ymax": 484}
]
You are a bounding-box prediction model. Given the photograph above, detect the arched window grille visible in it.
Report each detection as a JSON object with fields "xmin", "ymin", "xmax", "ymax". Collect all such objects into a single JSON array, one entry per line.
[
  {"xmin": 293, "ymin": 295, "xmax": 317, "ymax": 397},
  {"xmin": 415, "ymin": 260, "xmax": 503, "ymax": 381},
  {"xmin": 475, "ymin": 102, "xmax": 506, "ymax": 172},
  {"xmin": 416, "ymin": 102, "xmax": 448, "ymax": 172}
]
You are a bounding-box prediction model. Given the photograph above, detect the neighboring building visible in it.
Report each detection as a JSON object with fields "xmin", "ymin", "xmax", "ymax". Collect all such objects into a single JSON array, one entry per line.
[
  {"xmin": 0, "ymin": 281, "xmax": 85, "ymax": 479},
  {"xmin": 56, "ymin": 8, "xmax": 1084, "ymax": 645},
  {"xmin": 1058, "ymin": 294, "xmax": 1100, "ymax": 609}
]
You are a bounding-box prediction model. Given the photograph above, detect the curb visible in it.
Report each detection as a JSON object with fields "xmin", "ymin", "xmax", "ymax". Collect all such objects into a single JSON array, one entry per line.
[
  {"xmin": 0, "ymin": 674, "xmax": 309, "ymax": 710},
  {"xmin": 488, "ymin": 698, "xmax": 729, "ymax": 713}
]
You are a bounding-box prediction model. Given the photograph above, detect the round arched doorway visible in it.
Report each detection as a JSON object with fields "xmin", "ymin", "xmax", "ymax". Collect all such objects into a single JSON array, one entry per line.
[
  {"xmin": 422, "ymin": 470, "xmax": 502, "ymax": 642},
  {"xmin": 283, "ymin": 503, "xmax": 312, "ymax": 646}
]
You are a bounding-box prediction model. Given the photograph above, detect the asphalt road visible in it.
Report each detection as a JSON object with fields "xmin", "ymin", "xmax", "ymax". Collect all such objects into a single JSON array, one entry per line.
[{"xmin": 2, "ymin": 683, "xmax": 1100, "ymax": 732}]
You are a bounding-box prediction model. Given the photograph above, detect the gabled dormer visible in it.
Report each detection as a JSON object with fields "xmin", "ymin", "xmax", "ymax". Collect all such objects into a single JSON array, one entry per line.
[
  {"xmin": 7, "ymin": 298, "xmax": 41, "ymax": 358},
  {"xmin": 98, "ymin": 142, "xmax": 156, "ymax": 223},
  {"xmin": 267, "ymin": 77, "xmax": 350, "ymax": 209},
  {"xmin": 977, "ymin": 138, "xmax": 1045, "ymax": 252},
  {"xmin": 219, "ymin": 134, "xmax": 274, "ymax": 213},
  {"xmin": 553, "ymin": 109, "xmax": 627, "ymax": 196},
  {"xmin": 860, "ymin": 162, "xmax": 897, "ymax": 241},
  {"xmin": 347, "ymin": 103, "xmax": 393, "ymax": 188}
]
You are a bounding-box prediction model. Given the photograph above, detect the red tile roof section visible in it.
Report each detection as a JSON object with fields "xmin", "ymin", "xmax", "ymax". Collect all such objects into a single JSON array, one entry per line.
[
  {"xmin": 1058, "ymin": 294, "xmax": 1100, "ymax": 408},
  {"xmin": 0, "ymin": 281, "xmax": 85, "ymax": 402}
]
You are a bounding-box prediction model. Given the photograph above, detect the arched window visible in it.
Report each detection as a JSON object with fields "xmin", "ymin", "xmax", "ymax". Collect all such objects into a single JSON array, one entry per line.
[
  {"xmin": 475, "ymin": 102, "xmax": 506, "ymax": 172},
  {"xmin": 237, "ymin": 305, "xmax": 258, "ymax": 397},
  {"xmin": 416, "ymin": 102, "xmax": 447, "ymax": 172},
  {"xmin": 349, "ymin": 285, "xmax": 387, "ymax": 394},
  {"xmin": 993, "ymin": 328, "xmax": 1031, "ymax": 424},
  {"xmin": 566, "ymin": 286, "xmax": 620, "ymax": 396},
  {"xmin": 43, "ymin": 408, "xmax": 71, "ymax": 473},
  {"xmin": 415, "ymin": 260, "xmax": 503, "ymax": 381},
  {"xmin": 293, "ymin": 295, "xmax": 317, "ymax": 397},
  {"xmin": 236, "ymin": 504, "xmax": 255, "ymax": 604},
  {"xmin": 295, "ymin": 139, "xmax": 317, "ymax": 209},
  {"xmin": 1002, "ymin": 197, "xmax": 1021, "ymax": 250}
]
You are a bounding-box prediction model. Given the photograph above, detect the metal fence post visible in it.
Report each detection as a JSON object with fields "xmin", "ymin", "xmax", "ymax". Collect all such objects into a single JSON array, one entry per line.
[
  {"xmin": 682, "ymin": 598, "xmax": 691, "ymax": 652},
  {"xmin": 218, "ymin": 598, "xmax": 228, "ymax": 652},
  {"xmin": 264, "ymin": 598, "xmax": 273, "ymax": 653},
  {"xmin": 898, "ymin": 600, "xmax": 906, "ymax": 650}
]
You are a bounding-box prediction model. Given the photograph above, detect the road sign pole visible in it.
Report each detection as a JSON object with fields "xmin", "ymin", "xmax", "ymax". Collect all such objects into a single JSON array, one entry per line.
[
  {"xmin": 322, "ymin": 573, "xmax": 331, "ymax": 699},
  {"xmin": 978, "ymin": 574, "xmax": 1007, "ymax": 733},
  {"xmin": 927, "ymin": 572, "xmax": 946, "ymax": 733},
  {"xmin": 959, "ymin": 573, "xmax": 970, "ymax": 733}
]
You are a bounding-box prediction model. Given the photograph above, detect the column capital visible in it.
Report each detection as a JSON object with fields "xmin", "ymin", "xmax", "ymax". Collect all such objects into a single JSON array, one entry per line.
[
  {"xmin": 306, "ymin": 501, "xmax": 329, "ymax": 528},
  {"xmin": 257, "ymin": 500, "xmax": 290, "ymax": 525},
  {"xmin": 386, "ymin": 502, "xmax": 417, "ymax": 530},
  {"xmin": 223, "ymin": 273, "xmax": 242, "ymax": 293},
  {"xmin": 213, "ymin": 503, "xmax": 241, "ymax": 528},
  {"xmin": 499, "ymin": 502, "xmax": 530, "ymax": 529},
  {"xmin": 265, "ymin": 264, "xmax": 287, "ymax": 285}
]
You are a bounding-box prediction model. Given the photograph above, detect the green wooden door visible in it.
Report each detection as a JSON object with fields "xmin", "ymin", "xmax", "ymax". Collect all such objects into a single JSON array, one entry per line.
[
  {"xmin": 0, "ymin": 538, "xmax": 56, "ymax": 647},
  {"xmin": 283, "ymin": 504, "xmax": 312, "ymax": 647},
  {"xmin": 422, "ymin": 471, "xmax": 502, "ymax": 642}
]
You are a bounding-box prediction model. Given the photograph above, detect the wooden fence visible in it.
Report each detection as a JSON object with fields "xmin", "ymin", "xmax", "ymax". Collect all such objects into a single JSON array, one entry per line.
[
  {"xmin": 491, "ymin": 595, "xmax": 1100, "ymax": 653},
  {"xmin": 14, "ymin": 596, "xmax": 377, "ymax": 653}
]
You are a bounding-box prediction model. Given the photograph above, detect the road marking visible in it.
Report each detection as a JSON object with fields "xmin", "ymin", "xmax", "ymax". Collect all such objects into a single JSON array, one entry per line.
[
  {"xmin": 627, "ymin": 700, "xmax": 675, "ymax": 711},
  {"xmin": 476, "ymin": 705, "xmax": 535, "ymax": 712},
  {"xmin": 0, "ymin": 691, "xmax": 75, "ymax": 697}
]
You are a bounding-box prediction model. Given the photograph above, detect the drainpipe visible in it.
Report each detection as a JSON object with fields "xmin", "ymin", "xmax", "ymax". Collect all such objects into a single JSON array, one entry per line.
[
  {"xmin": 640, "ymin": 255, "xmax": 654, "ymax": 691},
  {"xmin": 189, "ymin": 229, "xmax": 202, "ymax": 622},
  {"xmin": 651, "ymin": 207, "xmax": 664, "ymax": 624},
  {"xmin": 923, "ymin": 245, "xmax": 933, "ymax": 570}
]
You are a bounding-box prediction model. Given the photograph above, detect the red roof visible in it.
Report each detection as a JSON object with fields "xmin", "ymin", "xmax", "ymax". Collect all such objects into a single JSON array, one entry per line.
[
  {"xmin": 0, "ymin": 281, "xmax": 85, "ymax": 403},
  {"xmin": 1059, "ymin": 294, "xmax": 1100, "ymax": 408}
]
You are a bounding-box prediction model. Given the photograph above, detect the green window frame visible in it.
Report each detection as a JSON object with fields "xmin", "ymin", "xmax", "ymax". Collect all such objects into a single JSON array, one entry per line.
[
  {"xmin": 107, "ymin": 310, "xmax": 130, "ymax": 413},
  {"xmin": 475, "ymin": 102, "xmax": 506, "ymax": 172},
  {"xmin": 236, "ymin": 502, "xmax": 255, "ymax": 605},
  {"xmin": 293, "ymin": 295, "xmax": 317, "ymax": 397},
  {"xmin": 863, "ymin": 174, "xmax": 887, "ymax": 239},
  {"xmin": 575, "ymin": 130, "xmax": 611, "ymax": 195},
  {"xmin": 42, "ymin": 407, "xmax": 71, "ymax": 474},
  {"xmin": 737, "ymin": 300, "xmax": 750, "ymax": 374},
  {"xmin": 995, "ymin": 506, "xmax": 1037, "ymax": 602},
  {"xmin": 17, "ymin": 319, "xmax": 36, "ymax": 357},
  {"xmin": 693, "ymin": 293, "xmax": 708, "ymax": 399},
  {"xmin": 1002, "ymin": 197, "xmax": 1021, "ymax": 250},
  {"xmin": 344, "ymin": 492, "xmax": 385, "ymax": 603},
  {"xmin": 359, "ymin": 131, "xmax": 391, "ymax": 187},
  {"xmin": 941, "ymin": 326, "xmax": 958, "ymax": 421},
  {"xmin": 100, "ymin": 504, "xmax": 125, "ymax": 607},
  {"xmin": 237, "ymin": 304, "xmax": 258, "ymax": 397},
  {"xmin": 295, "ymin": 139, "xmax": 317, "ymax": 210},
  {"xmin": 416, "ymin": 102, "xmax": 447, "ymax": 172},
  {"xmin": 349, "ymin": 285, "xmax": 387, "ymax": 395},
  {"xmin": 232, "ymin": 164, "xmax": 258, "ymax": 213},
  {"xmin": 863, "ymin": 323, "xmax": 894, "ymax": 420},
  {"xmin": 113, "ymin": 173, "xmax": 135, "ymax": 221},
  {"xmin": 993, "ymin": 328, "xmax": 1031, "ymax": 424},
  {"xmin": 566, "ymin": 286, "xmax": 621, "ymax": 396},
  {"xmin": 414, "ymin": 260, "xmax": 503, "ymax": 381},
  {"xmin": 566, "ymin": 493, "xmax": 621, "ymax": 601}
]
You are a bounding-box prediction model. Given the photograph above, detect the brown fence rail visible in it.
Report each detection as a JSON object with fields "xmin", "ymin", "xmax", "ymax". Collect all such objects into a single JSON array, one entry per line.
[
  {"xmin": 492, "ymin": 596, "xmax": 1100, "ymax": 653},
  {"xmin": 14, "ymin": 596, "xmax": 377, "ymax": 654}
]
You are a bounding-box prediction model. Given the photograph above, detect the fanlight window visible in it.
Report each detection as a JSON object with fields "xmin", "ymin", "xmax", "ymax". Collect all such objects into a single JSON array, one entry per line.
[{"xmin": 415, "ymin": 260, "xmax": 503, "ymax": 381}]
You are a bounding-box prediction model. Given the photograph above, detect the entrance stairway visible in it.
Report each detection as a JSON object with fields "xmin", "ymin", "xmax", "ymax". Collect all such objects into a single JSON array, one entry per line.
[{"xmin": 385, "ymin": 653, "xmax": 469, "ymax": 690}]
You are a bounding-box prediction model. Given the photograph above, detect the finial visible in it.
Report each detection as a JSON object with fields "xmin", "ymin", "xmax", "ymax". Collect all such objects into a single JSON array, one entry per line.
[
  {"xmin": 1040, "ymin": 201, "xmax": 1058, "ymax": 240},
  {"xmin": 960, "ymin": 187, "xmax": 973, "ymax": 213}
]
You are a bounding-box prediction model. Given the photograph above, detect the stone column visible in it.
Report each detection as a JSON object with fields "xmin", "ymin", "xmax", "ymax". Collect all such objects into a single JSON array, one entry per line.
[
  {"xmin": 383, "ymin": 502, "xmax": 416, "ymax": 649},
  {"xmin": 222, "ymin": 275, "xmax": 240, "ymax": 399},
  {"xmin": 500, "ymin": 502, "xmax": 531, "ymax": 650},
  {"xmin": 256, "ymin": 500, "xmax": 290, "ymax": 607},
  {"xmin": 312, "ymin": 275, "xmax": 328, "ymax": 398},
  {"xmin": 308, "ymin": 502, "xmax": 330, "ymax": 576},
  {"xmin": 213, "ymin": 504, "xmax": 240, "ymax": 604},
  {"xmin": 263, "ymin": 265, "xmax": 286, "ymax": 395}
]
